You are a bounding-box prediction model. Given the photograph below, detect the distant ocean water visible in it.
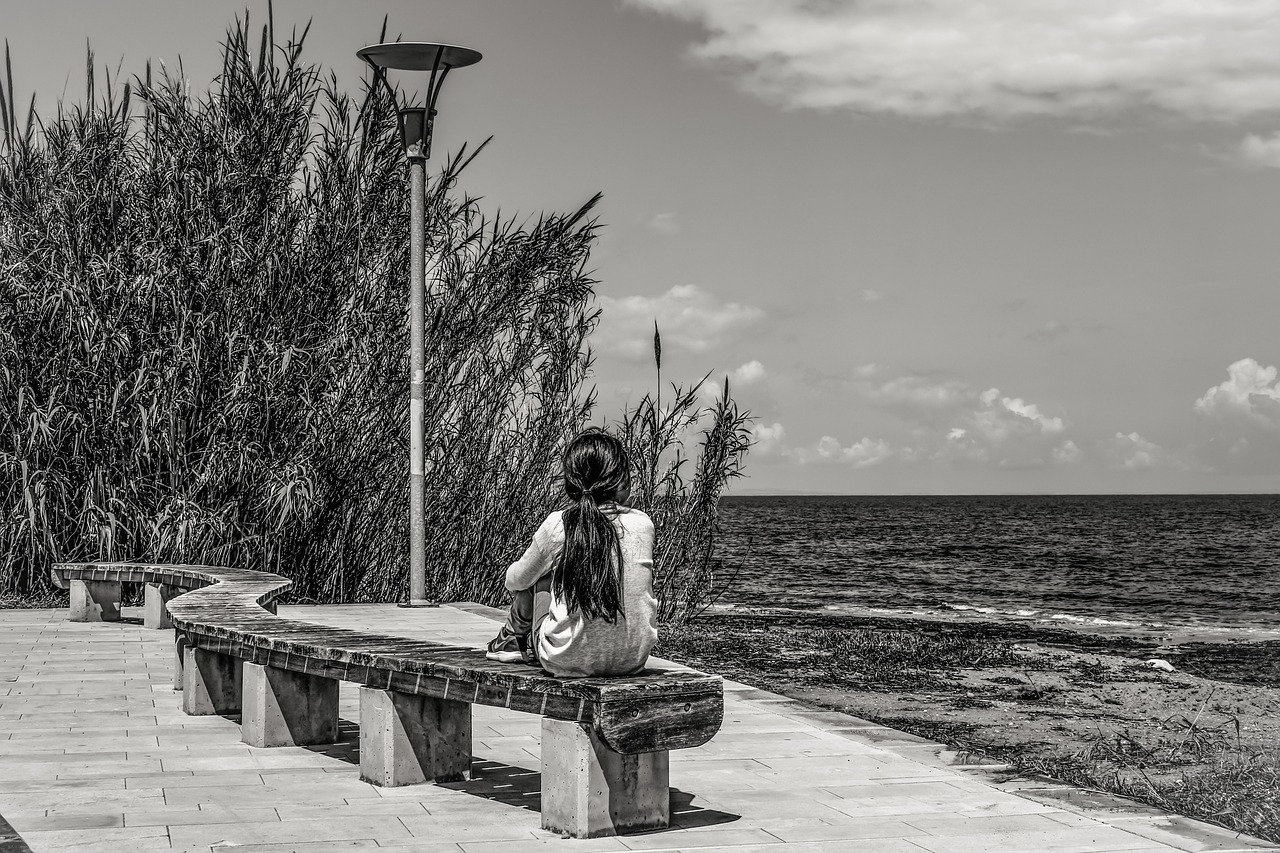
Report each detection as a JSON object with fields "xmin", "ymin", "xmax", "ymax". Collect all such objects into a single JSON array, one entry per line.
[{"xmin": 714, "ymin": 495, "xmax": 1279, "ymax": 634}]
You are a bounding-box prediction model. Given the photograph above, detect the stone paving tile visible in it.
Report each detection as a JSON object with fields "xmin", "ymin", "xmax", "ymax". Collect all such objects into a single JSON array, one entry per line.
[
  {"xmin": 4, "ymin": 759, "xmax": 165, "ymax": 779},
  {"xmin": 0, "ymin": 777, "xmax": 128, "ymax": 795},
  {"xmin": 616, "ymin": 828, "xmax": 783, "ymax": 850},
  {"xmin": 666, "ymin": 843, "xmax": 925, "ymax": 853},
  {"xmin": 458, "ymin": 838, "xmax": 631, "ymax": 853},
  {"xmin": 762, "ymin": 818, "xmax": 931, "ymax": 843},
  {"xmin": 17, "ymin": 825, "xmax": 172, "ymax": 852},
  {"xmin": 0, "ymin": 789, "xmax": 165, "ymax": 812},
  {"xmin": 905, "ymin": 812, "xmax": 1087, "ymax": 835},
  {"xmin": 399, "ymin": 814, "xmax": 548, "ymax": 842},
  {"xmin": 2, "ymin": 811, "xmax": 125, "ymax": 832},
  {"xmin": 273, "ymin": 801, "xmax": 433, "ymax": 819},
  {"xmin": 125, "ymin": 805, "xmax": 282, "ymax": 827},
  {"xmin": 168, "ymin": 815, "xmax": 415, "ymax": 848},
  {"xmin": 163, "ymin": 779, "xmax": 384, "ymax": 807},
  {"xmin": 214, "ymin": 840, "xmax": 462, "ymax": 853},
  {"xmin": 0, "ymin": 736, "xmax": 160, "ymax": 753},
  {"xmin": 907, "ymin": 826, "xmax": 1171, "ymax": 852},
  {"xmin": 1104, "ymin": 818, "xmax": 1280, "ymax": 852}
]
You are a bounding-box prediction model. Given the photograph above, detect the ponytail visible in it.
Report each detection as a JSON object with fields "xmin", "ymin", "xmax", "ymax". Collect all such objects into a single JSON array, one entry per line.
[{"xmin": 554, "ymin": 430, "xmax": 630, "ymax": 622}]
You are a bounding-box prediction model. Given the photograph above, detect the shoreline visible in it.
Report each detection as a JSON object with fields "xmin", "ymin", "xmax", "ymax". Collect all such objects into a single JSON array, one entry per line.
[
  {"xmin": 708, "ymin": 601, "xmax": 1280, "ymax": 660},
  {"xmin": 657, "ymin": 606, "xmax": 1280, "ymax": 842}
]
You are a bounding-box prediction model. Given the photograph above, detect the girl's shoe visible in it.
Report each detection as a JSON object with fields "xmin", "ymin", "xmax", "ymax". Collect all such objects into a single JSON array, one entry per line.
[{"xmin": 485, "ymin": 629, "xmax": 537, "ymax": 664}]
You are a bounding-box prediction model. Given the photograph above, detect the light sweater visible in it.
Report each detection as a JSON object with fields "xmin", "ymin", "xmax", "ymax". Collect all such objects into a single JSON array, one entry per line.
[{"xmin": 504, "ymin": 506, "xmax": 658, "ymax": 678}]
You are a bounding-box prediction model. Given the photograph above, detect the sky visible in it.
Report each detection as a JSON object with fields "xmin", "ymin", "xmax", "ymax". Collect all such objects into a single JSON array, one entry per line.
[{"xmin": 4, "ymin": 0, "xmax": 1280, "ymax": 494}]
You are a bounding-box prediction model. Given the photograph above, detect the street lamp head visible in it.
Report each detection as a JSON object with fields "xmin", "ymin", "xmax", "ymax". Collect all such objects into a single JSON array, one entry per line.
[
  {"xmin": 357, "ymin": 42, "xmax": 482, "ymax": 160},
  {"xmin": 357, "ymin": 42, "xmax": 482, "ymax": 72}
]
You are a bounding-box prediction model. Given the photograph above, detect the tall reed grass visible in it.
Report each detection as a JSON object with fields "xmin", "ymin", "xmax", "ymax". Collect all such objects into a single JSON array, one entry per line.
[
  {"xmin": 617, "ymin": 328, "xmax": 753, "ymax": 622},
  {"xmin": 0, "ymin": 13, "xmax": 751, "ymax": 618}
]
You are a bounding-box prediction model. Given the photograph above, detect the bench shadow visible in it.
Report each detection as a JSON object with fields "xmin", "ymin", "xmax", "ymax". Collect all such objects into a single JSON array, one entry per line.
[
  {"xmin": 302, "ymin": 718, "xmax": 361, "ymax": 764},
  {"xmin": 303, "ymin": 721, "xmax": 740, "ymax": 830}
]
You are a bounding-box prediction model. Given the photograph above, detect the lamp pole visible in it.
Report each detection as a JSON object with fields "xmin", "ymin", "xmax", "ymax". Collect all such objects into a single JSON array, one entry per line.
[{"xmin": 357, "ymin": 42, "xmax": 482, "ymax": 607}]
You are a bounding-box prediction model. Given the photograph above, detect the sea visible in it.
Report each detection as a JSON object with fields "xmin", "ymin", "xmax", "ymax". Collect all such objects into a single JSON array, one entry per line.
[{"xmin": 714, "ymin": 494, "xmax": 1279, "ymax": 637}]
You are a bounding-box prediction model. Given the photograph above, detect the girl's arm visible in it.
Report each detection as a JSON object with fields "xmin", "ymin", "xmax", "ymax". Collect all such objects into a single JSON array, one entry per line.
[{"xmin": 504, "ymin": 512, "xmax": 562, "ymax": 591}]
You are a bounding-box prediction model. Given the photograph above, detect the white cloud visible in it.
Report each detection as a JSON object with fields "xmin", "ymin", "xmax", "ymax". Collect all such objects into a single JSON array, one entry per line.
[
  {"xmin": 984, "ymin": 391, "xmax": 1066, "ymax": 435},
  {"xmin": 857, "ymin": 288, "xmax": 884, "ymax": 303},
  {"xmin": 730, "ymin": 360, "xmax": 767, "ymax": 386},
  {"xmin": 787, "ymin": 368, "xmax": 1080, "ymax": 469},
  {"xmin": 631, "ymin": 0, "xmax": 1280, "ymax": 122},
  {"xmin": 745, "ymin": 421, "xmax": 893, "ymax": 467},
  {"xmin": 697, "ymin": 359, "xmax": 769, "ymax": 407},
  {"xmin": 1191, "ymin": 358, "xmax": 1280, "ymax": 473},
  {"xmin": 1052, "ymin": 440, "xmax": 1084, "ymax": 466},
  {"xmin": 1106, "ymin": 431, "xmax": 1167, "ymax": 469},
  {"xmin": 1238, "ymin": 132, "xmax": 1280, "ymax": 168},
  {"xmin": 749, "ymin": 421, "xmax": 786, "ymax": 456},
  {"xmin": 851, "ymin": 370, "xmax": 1075, "ymax": 467},
  {"xmin": 862, "ymin": 372, "xmax": 972, "ymax": 414},
  {"xmin": 1194, "ymin": 358, "xmax": 1280, "ymax": 428},
  {"xmin": 598, "ymin": 284, "xmax": 764, "ymax": 359},
  {"xmin": 790, "ymin": 435, "xmax": 894, "ymax": 468},
  {"xmin": 947, "ymin": 388, "xmax": 1074, "ymax": 467}
]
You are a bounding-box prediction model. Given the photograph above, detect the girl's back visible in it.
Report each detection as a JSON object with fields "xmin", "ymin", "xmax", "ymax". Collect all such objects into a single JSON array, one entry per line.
[
  {"xmin": 533, "ymin": 506, "xmax": 656, "ymax": 677},
  {"xmin": 489, "ymin": 429, "xmax": 657, "ymax": 678}
]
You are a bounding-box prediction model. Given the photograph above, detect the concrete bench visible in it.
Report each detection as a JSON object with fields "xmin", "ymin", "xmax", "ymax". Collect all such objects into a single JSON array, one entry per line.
[{"xmin": 51, "ymin": 561, "xmax": 723, "ymax": 838}]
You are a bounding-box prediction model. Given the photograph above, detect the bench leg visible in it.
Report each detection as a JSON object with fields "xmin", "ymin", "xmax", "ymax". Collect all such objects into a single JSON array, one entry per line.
[
  {"xmin": 241, "ymin": 662, "xmax": 339, "ymax": 747},
  {"xmin": 68, "ymin": 579, "xmax": 121, "ymax": 623},
  {"xmin": 173, "ymin": 632, "xmax": 187, "ymax": 691},
  {"xmin": 540, "ymin": 718, "xmax": 670, "ymax": 838},
  {"xmin": 182, "ymin": 647, "xmax": 242, "ymax": 716},
  {"xmin": 358, "ymin": 687, "xmax": 471, "ymax": 786},
  {"xmin": 143, "ymin": 583, "xmax": 177, "ymax": 629}
]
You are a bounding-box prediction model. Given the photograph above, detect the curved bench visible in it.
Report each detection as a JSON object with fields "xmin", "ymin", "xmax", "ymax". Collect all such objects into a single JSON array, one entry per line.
[{"xmin": 51, "ymin": 561, "xmax": 723, "ymax": 838}]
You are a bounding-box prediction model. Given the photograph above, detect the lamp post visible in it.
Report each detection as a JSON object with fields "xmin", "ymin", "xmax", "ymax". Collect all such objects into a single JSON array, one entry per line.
[{"xmin": 357, "ymin": 42, "xmax": 482, "ymax": 607}]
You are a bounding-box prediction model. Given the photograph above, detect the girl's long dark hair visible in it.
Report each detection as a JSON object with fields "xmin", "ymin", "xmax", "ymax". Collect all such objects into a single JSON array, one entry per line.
[{"xmin": 554, "ymin": 429, "xmax": 630, "ymax": 622}]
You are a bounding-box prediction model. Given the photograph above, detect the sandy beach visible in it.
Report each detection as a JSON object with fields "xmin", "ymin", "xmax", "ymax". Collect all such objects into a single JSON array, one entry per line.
[{"xmin": 656, "ymin": 607, "xmax": 1280, "ymax": 842}]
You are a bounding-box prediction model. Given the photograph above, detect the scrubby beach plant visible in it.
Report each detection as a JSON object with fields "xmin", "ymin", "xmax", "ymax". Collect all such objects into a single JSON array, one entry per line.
[{"xmin": 616, "ymin": 325, "xmax": 753, "ymax": 622}]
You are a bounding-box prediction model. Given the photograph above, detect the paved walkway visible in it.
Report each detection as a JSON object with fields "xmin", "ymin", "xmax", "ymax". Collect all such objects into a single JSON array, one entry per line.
[{"xmin": 0, "ymin": 604, "xmax": 1274, "ymax": 853}]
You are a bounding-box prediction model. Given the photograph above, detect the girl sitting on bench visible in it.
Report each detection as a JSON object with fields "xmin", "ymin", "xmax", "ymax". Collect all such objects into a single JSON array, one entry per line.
[{"xmin": 485, "ymin": 429, "xmax": 657, "ymax": 677}]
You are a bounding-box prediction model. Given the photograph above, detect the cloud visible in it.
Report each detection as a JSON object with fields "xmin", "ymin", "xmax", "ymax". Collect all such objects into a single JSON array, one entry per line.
[
  {"xmin": 1105, "ymin": 431, "xmax": 1168, "ymax": 469},
  {"xmin": 755, "ymin": 368, "xmax": 1080, "ymax": 470},
  {"xmin": 1194, "ymin": 358, "xmax": 1280, "ymax": 428},
  {"xmin": 749, "ymin": 421, "xmax": 786, "ymax": 456},
  {"xmin": 631, "ymin": 0, "xmax": 1280, "ymax": 122},
  {"xmin": 730, "ymin": 360, "xmax": 767, "ymax": 386},
  {"xmin": 860, "ymin": 371, "xmax": 973, "ymax": 415},
  {"xmin": 852, "ymin": 369, "xmax": 1076, "ymax": 467},
  {"xmin": 1191, "ymin": 358, "xmax": 1280, "ymax": 473},
  {"xmin": 857, "ymin": 289, "xmax": 884, "ymax": 303},
  {"xmin": 1026, "ymin": 320, "xmax": 1069, "ymax": 342},
  {"xmin": 698, "ymin": 359, "xmax": 769, "ymax": 406},
  {"xmin": 598, "ymin": 284, "xmax": 764, "ymax": 359},
  {"xmin": 1053, "ymin": 441, "xmax": 1084, "ymax": 466},
  {"xmin": 942, "ymin": 389, "xmax": 1074, "ymax": 467},
  {"xmin": 789, "ymin": 435, "xmax": 894, "ymax": 468},
  {"xmin": 1238, "ymin": 132, "xmax": 1280, "ymax": 168},
  {"xmin": 747, "ymin": 419, "xmax": 893, "ymax": 467}
]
